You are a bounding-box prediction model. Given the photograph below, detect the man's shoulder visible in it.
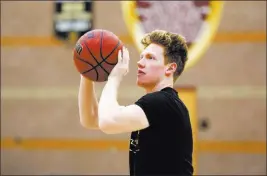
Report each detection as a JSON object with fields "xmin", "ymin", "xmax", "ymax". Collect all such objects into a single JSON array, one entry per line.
[{"xmin": 137, "ymin": 90, "xmax": 169, "ymax": 104}]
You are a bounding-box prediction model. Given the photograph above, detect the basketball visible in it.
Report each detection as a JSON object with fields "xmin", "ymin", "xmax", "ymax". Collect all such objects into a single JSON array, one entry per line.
[{"xmin": 73, "ymin": 29, "xmax": 123, "ymax": 82}]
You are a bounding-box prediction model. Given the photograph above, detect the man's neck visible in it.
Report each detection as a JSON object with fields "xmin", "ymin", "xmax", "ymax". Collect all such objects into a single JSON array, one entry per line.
[{"xmin": 145, "ymin": 80, "xmax": 173, "ymax": 94}]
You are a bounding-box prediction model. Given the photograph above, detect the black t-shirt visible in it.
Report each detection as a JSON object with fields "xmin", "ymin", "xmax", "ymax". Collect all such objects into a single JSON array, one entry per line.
[{"xmin": 129, "ymin": 87, "xmax": 194, "ymax": 176}]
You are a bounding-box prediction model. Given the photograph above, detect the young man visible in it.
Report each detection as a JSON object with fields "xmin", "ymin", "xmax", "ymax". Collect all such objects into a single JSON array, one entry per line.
[{"xmin": 79, "ymin": 30, "xmax": 194, "ymax": 175}]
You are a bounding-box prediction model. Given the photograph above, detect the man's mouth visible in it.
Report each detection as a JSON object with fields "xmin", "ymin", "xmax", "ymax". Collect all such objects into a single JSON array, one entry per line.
[{"xmin": 137, "ymin": 70, "xmax": 145, "ymax": 75}]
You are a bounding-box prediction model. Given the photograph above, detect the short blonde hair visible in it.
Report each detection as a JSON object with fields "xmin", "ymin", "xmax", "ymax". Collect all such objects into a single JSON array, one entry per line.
[{"xmin": 141, "ymin": 30, "xmax": 188, "ymax": 82}]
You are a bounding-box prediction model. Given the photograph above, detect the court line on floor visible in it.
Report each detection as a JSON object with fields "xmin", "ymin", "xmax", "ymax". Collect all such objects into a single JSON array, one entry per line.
[{"xmin": 1, "ymin": 137, "xmax": 265, "ymax": 154}]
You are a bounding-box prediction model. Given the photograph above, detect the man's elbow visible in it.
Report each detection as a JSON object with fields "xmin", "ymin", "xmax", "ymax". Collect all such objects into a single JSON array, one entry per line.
[
  {"xmin": 79, "ymin": 115, "xmax": 99, "ymax": 130},
  {"xmin": 98, "ymin": 119, "xmax": 118, "ymax": 134},
  {"xmin": 80, "ymin": 120, "xmax": 92, "ymax": 129}
]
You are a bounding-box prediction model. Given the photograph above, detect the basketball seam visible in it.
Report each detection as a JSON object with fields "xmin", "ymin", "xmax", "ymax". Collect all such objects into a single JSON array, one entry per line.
[
  {"xmin": 81, "ymin": 31, "xmax": 121, "ymax": 80},
  {"xmin": 81, "ymin": 47, "xmax": 119, "ymax": 74},
  {"xmin": 82, "ymin": 35, "xmax": 110, "ymax": 77},
  {"xmin": 75, "ymin": 54, "xmax": 99, "ymax": 81},
  {"xmin": 100, "ymin": 31, "xmax": 120, "ymax": 65}
]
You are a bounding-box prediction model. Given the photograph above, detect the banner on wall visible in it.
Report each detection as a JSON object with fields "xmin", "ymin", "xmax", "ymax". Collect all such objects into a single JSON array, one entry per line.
[
  {"xmin": 53, "ymin": 0, "xmax": 93, "ymax": 42},
  {"xmin": 121, "ymin": 1, "xmax": 224, "ymax": 71}
]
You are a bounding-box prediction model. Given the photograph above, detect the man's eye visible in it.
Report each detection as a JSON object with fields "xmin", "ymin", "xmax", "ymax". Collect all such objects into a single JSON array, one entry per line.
[{"xmin": 147, "ymin": 55, "xmax": 153, "ymax": 59}]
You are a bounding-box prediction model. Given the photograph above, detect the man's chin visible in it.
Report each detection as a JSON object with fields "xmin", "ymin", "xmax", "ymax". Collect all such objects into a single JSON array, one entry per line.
[
  {"xmin": 136, "ymin": 79, "xmax": 145, "ymax": 88},
  {"xmin": 136, "ymin": 79, "xmax": 150, "ymax": 88}
]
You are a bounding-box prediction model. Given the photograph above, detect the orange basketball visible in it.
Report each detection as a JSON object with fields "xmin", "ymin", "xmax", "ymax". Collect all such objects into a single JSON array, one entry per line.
[{"xmin": 73, "ymin": 29, "xmax": 123, "ymax": 82}]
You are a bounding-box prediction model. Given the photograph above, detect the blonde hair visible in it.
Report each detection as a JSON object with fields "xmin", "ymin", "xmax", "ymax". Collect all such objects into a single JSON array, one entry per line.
[{"xmin": 141, "ymin": 30, "xmax": 188, "ymax": 82}]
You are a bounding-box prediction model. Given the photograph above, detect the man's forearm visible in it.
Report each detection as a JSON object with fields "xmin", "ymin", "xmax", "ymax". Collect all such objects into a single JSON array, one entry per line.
[
  {"xmin": 98, "ymin": 77, "xmax": 121, "ymax": 124},
  {"xmin": 98, "ymin": 77, "xmax": 149, "ymax": 134},
  {"xmin": 78, "ymin": 76, "xmax": 99, "ymax": 129}
]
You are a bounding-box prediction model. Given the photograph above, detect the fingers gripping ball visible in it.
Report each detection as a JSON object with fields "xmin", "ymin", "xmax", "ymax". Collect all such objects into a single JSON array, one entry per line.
[{"xmin": 73, "ymin": 29, "xmax": 124, "ymax": 82}]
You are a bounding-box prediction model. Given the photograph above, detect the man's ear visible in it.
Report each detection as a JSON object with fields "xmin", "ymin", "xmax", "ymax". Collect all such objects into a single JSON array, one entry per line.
[{"xmin": 165, "ymin": 62, "xmax": 177, "ymax": 76}]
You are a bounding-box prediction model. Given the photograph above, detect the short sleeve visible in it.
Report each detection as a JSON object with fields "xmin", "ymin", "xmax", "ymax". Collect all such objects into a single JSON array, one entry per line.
[{"xmin": 135, "ymin": 92, "xmax": 166, "ymax": 126}]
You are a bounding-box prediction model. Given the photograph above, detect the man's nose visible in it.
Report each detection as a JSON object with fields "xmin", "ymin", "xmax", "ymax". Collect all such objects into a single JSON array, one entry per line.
[{"xmin": 137, "ymin": 59, "xmax": 145, "ymax": 68}]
